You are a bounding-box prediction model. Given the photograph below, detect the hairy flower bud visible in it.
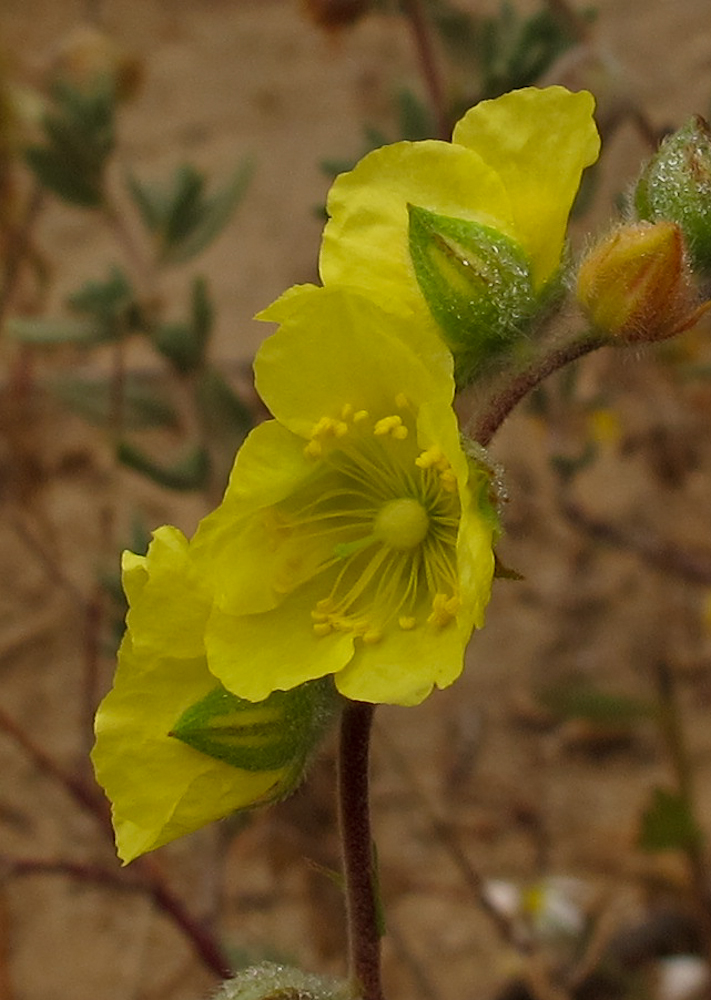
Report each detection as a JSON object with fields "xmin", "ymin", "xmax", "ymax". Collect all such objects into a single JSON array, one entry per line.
[
  {"xmin": 408, "ymin": 204, "xmax": 541, "ymax": 385},
  {"xmin": 634, "ymin": 116, "xmax": 711, "ymax": 274},
  {"xmin": 576, "ymin": 221, "xmax": 709, "ymax": 343},
  {"xmin": 171, "ymin": 678, "xmax": 338, "ymax": 776},
  {"xmin": 214, "ymin": 963, "xmax": 353, "ymax": 1000}
]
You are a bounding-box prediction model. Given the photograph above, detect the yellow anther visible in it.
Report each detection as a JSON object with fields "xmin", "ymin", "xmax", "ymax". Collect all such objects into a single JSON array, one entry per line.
[
  {"xmin": 334, "ymin": 421, "xmax": 349, "ymax": 438},
  {"xmin": 392, "ymin": 425, "xmax": 408, "ymax": 440},
  {"xmin": 398, "ymin": 616, "xmax": 417, "ymax": 630},
  {"xmin": 313, "ymin": 622, "xmax": 333, "ymax": 637},
  {"xmin": 311, "ymin": 609, "xmax": 329, "ymax": 622},
  {"xmin": 440, "ymin": 469, "xmax": 458, "ymax": 492},
  {"xmin": 427, "ymin": 592, "xmax": 458, "ymax": 628},
  {"xmin": 415, "ymin": 446, "xmax": 444, "ymax": 470},
  {"xmin": 353, "ymin": 410, "xmax": 369, "ymax": 424},
  {"xmin": 316, "ymin": 598, "xmax": 334, "ymax": 612},
  {"xmin": 304, "ymin": 439, "xmax": 323, "ymax": 459},
  {"xmin": 444, "ymin": 596, "xmax": 460, "ymax": 616},
  {"xmin": 374, "ymin": 415, "xmax": 403, "ymax": 437},
  {"xmin": 341, "ymin": 403, "xmax": 354, "ymax": 420},
  {"xmin": 362, "ymin": 629, "xmax": 383, "ymax": 645},
  {"xmin": 395, "ymin": 393, "xmax": 409, "ymax": 409}
]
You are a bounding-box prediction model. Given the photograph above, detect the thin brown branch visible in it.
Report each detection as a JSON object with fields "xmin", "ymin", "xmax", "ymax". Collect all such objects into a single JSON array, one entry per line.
[
  {"xmin": 0, "ymin": 706, "xmax": 232, "ymax": 980},
  {"xmin": 400, "ymin": 0, "xmax": 450, "ymax": 141},
  {"xmin": 652, "ymin": 662, "xmax": 711, "ymax": 969},
  {"xmin": 561, "ymin": 499, "xmax": 711, "ymax": 585}
]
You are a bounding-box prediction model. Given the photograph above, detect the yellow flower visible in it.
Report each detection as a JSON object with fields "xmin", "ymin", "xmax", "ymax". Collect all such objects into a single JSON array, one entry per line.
[
  {"xmin": 320, "ymin": 86, "xmax": 600, "ymax": 327},
  {"xmin": 192, "ymin": 286, "xmax": 498, "ymax": 707},
  {"xmin": 92, "ymin": 527, "xmax": 312, "ymax": 863}
]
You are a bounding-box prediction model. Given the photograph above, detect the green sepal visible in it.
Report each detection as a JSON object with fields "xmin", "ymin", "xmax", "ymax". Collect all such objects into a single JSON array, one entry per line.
[
  {"xmin": 635, "ymin": 116, "xmax": 711, "ymax": 274},
  {"xmin": 171, "ymin": 678, "xmax": 339, "ymax": 772},
  {"xmin": 407, "ymin": 204, "xmax": 537, "ymax": 384}
]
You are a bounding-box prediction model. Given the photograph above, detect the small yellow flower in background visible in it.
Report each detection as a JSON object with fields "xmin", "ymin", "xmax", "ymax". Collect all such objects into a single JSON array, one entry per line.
[
  {"xmin": 190, "ymin": 286, "xmax": 497, "ymax": 707},
  {"xmin": 576, "ymin": 221, "xmax": 711, "ymax": 343},
  {"xmin": 319, "ymin": 86, "xmax": 600, "ymax": 367},
  {"xmin": 92, "ymin": 527, "xmax": 331, "ymax": 863}
]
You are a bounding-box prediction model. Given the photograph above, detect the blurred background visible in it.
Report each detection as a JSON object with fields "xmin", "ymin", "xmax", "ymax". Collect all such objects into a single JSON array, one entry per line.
[{"xmin": 2, "ymin": 2, "xmax": 711, "ymax": 999}]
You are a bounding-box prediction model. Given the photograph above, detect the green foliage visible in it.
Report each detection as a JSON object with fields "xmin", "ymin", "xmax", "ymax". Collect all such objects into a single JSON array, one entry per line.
[
  {"xmin": 8, "ymin": 317, "xmax": 108, "ymax": 346},
  {"xmin": 126, "ymin": 158, "xmax": 253, "ymax": 264},
  {"xmin": 475, "ymin": 2, "xmax": 585, "ymax": 101},
  {"xmin": 638, "ymin": 787, "xmax": 702, "ymax": 852},
  {"xmin": 49, "ymin": 372, "xmax": 180, "ymax": 430},
  {"xmin": 67, "ymin": 266, "xmax": 143, "ymax": 338},
  {"xmin": 117, "ymin": 441, "xmax": 211, "ymax": 490},
  {"xmin": 195, "ymin": 366, "xmax": 253, "ymax": 452},
  {"xmin": 538, "ymin": 681, "xmax": 654, "ymax": 725},
  {"xmin": 151, "ymin": 276, "xmax": 213, "ymax": 374},
  {"xmin": 25, "ymin": 79, "xmax": 115, "ymax": 207}
]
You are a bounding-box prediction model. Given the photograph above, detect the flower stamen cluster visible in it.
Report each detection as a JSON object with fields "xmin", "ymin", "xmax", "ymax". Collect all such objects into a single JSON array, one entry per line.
[{"xmin": 267, "ymin": 395, "xmax": 461, "ymax": 648}]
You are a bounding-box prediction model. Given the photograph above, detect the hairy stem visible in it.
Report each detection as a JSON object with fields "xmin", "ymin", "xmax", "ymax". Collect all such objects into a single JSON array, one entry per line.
[
  {"xmin": 469, "ymin": 335, "xmax": 605, "ymax": 446},
  {"xmin": 338, "ymin": 700, "xmax": 384, "ymax": 1000}
]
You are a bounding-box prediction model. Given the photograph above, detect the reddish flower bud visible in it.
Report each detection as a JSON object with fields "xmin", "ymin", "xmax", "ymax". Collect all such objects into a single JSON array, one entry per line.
[{"xmin": 576, "ymin": 221, "xmax": 710, "ymax": 343}]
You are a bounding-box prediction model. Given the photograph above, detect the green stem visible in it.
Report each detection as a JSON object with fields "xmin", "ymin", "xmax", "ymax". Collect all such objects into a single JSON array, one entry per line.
[{"xmin": 338, "ymin": 700, "xmax": 384, "ymax": 1000}]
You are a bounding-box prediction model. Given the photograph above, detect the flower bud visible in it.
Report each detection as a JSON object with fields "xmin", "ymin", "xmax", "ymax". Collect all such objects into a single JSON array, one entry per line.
[
  {"xmin": 576, "ymin": 221, "xmax": 709, "ymax": 343},
  {"xmin": 407, "ymin": 204, "xmax": 542, "ymax": 386},
  {"xmin": 634, "ymin": 116, "xmax": 711, "ymax": 274},
  {"xmin": 214, "ymin": 962, "xmax": 353, "ymax": 1000},
  {"xmin": 171, "ymin": 677, "xmax": 338, "ymax": 792}
]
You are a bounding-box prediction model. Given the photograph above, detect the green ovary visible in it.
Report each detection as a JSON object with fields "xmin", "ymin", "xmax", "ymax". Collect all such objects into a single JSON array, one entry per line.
[{"xmin": 373, "ymin": 498, "xmax": 429, "ymax": 550}]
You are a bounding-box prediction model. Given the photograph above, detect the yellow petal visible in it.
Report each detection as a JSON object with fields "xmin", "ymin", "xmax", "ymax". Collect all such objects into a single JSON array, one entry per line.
[
  {"xmin": 256, "ymin": 285, "xmax": 454, "ymax": 438},
  {"xmin": 93, "ymin": 636, "xmax": 287, "ymax": 863},
  {"xmin": 126, "ymin": 526, "xmax": 207, "ymax": 660},
  {"xmin": 205, "ymin": 576, "xmax": 355, "ymax": 703},
  {"xmin": 453, "ymin": 87, "xmax": 600, "ymax": 286},
  {"xmin": 319, "ymin": 140, "xmax": 514, "ymax": 315}
]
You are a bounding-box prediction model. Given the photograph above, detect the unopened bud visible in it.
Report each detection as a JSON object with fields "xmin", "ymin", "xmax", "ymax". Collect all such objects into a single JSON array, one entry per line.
[
  {"xmin": 634, "ymin": 117, "xmax": 711, "ymax": 274},
  {"xmin": 52, "ymin": 25, "xmax": 143, "ymax": 102},
  {"xmin": 408, "ymin": 204, "xmax": 541, "ymax": 386},
  {"xmin": 214, "ymin": 962, "xmax": 353, "ymax": 1000},
  {"xmin": 171, "ymin": 677, "xmax": 338, "ymax": 798},
  {"xmin": 576, "ymin": 221, "xmax": 709, "ymax": 343}
]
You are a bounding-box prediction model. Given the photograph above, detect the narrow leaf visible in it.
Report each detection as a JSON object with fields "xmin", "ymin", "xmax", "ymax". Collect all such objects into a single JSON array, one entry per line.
[{"xmin": 117, "ymin": 441, "xmax": 210, "ymax": 490}]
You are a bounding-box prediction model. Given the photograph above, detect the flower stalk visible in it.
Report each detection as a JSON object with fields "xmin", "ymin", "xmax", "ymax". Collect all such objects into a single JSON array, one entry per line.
[{"xmin": 338, "ymin": 700, "xmax": 384, "ymax": 1000}]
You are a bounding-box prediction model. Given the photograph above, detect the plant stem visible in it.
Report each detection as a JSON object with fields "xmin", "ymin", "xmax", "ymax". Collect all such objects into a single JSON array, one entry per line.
[
  {"xmin": 400, "ymin": 0, "xmax": 450, "ymax": 141},
  {"xmin": 338, "ymin": 700, "xmax": 384, "ymax": 1000},
  {"xmin": 469, "ymin": 335, "xmax": 605, "ymax": 446},
  {"xmin": 652, "ymin": 661, "xmax": 711, "ymax": 966}
]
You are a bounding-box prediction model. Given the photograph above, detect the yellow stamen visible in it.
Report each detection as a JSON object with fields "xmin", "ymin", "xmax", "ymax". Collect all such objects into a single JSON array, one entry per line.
[
  {"xmin": 398, "ymin": 616, "xmax": 417, "ymax": 630},
  {"xmin": 313, "ymin": 622, "xmax": 333, "ymax": 637},
  {"xmin": 395, "ymin": 393, "xmax": 409, "ymax": 409},
  {"xmin": 373, "ymin": 414, "xmax": 403, "ymax": 437}
]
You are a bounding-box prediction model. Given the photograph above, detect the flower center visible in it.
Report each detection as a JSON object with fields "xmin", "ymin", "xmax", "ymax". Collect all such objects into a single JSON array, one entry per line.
[
  {"xmin": 373, "ymin": 498, "xmax": 429, "ymax": 550},
  {"xmin": 267, "ymin": 398, "xmax": 462, "ymax": 642}
]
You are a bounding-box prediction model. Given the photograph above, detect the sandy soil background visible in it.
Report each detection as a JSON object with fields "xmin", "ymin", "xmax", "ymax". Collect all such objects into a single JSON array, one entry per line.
[{"xmin": 2, "ymin": 2, "xmax": 711, "ymax": 999}]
